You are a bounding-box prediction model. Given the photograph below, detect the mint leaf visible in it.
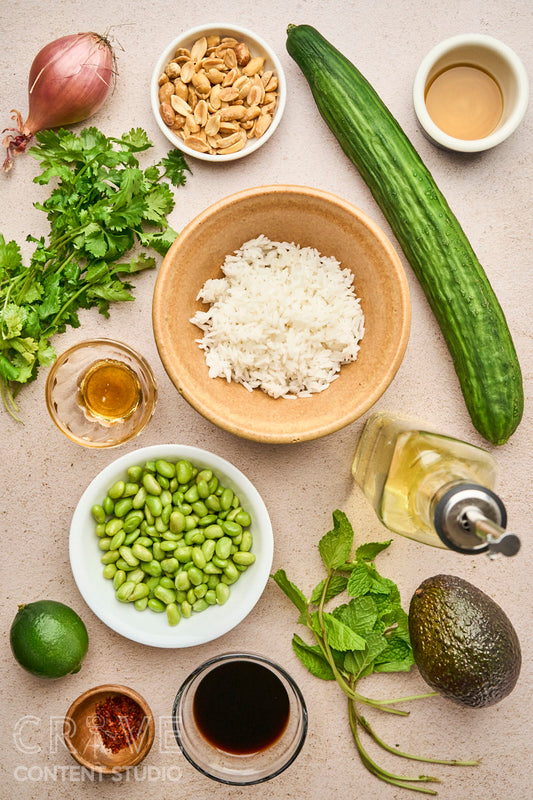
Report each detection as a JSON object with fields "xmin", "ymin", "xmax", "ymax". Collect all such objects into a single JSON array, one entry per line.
[
  {"xmin": 333, "ymin": 595, "xmax": 379, "ymax": 635},
  {"xmin": 313, "ymin": 612, "xmax": 367, "ymax": 651},
  {"xmin": 271, "ymin": 569, "xmax": 309, "ymax": 616},
  {"xmin": 344, "ymin": 631, "xmax": 390, "ymax": 679},
  {"xmin": 318, "ymin": 509, "xmax": 354, "ymax": 569},
  {"xmin": 292, "ymin": 634, "xmax": 335, "ymax": 680},
  {"xmin": 310, "ymin": 575, "xmax": 348, "ymax": 604},
  {"xmin": 355, "ymin": 540, "xmax": 392, "ymax": 561}
]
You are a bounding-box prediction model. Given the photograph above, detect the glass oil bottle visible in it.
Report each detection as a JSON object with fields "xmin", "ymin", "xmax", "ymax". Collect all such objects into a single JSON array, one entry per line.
[{"xmin": 352, "ymin": 412, "xmax": 520, "ymax": 557}]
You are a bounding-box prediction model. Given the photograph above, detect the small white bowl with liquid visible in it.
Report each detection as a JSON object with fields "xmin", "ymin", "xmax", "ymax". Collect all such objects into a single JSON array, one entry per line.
[{"xmin": 413, "ymin": 34, "xmax": 529, "ymax": 152}]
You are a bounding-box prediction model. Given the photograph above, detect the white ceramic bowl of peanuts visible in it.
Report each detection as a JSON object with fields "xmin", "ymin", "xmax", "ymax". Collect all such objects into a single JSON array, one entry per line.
[{"xmin": 151, "ymin": 24, "xmax": 286, "ymax": 162}]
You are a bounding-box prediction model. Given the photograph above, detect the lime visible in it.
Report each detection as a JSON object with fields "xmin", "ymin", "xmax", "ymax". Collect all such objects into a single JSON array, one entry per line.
[{"xmin": 10, "ymin": 600, "xmax": 89, "ymax": 679}]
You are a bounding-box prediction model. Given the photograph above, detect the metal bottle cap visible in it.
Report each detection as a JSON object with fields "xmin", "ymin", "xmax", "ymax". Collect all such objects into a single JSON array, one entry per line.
[{"xmin": 433, "ymin": 482, "xmax": 520, "ymax": 557}]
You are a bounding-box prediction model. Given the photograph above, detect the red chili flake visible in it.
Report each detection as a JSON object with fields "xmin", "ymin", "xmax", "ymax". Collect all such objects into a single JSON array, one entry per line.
[{"xmin": 94, "ymin": 694, "xmax": 145, "ymax": 753}]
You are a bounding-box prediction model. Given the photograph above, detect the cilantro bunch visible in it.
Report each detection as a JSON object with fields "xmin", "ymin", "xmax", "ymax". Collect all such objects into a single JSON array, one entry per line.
[
  {"xmin": 0, "ymin": 126, "xmax": 189, "ymax": 419},
  {"xmin": 273, "ymin": 511, "xmax": 479, "ymax": 794}
]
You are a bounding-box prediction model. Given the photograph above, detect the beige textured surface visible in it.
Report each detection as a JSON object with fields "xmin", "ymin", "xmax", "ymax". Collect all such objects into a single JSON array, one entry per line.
[{"xmin": 1, "ymin": 2, "xmax": 531, "ymax": 799}]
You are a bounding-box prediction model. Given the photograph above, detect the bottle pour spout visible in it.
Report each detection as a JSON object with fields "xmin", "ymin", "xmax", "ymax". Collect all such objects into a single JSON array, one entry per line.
[{"xmin": 433, "ymin": 482, "xmax": 520, "ymax": 557}]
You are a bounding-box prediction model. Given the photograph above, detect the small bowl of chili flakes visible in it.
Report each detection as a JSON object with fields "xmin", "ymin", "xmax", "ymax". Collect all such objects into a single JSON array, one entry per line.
[{"xmin": 64, "ymin": 684, "xmax": 155, "ymax": 774}]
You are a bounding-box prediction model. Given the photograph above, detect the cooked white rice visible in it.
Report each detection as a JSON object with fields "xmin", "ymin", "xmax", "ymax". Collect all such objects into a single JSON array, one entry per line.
[{"xmin": 190, "ymin": 235, "xmax": 365, "ymax": 398}]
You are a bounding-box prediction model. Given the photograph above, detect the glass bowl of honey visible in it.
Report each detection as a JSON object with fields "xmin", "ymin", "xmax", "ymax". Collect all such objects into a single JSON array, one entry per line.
[
  {"xmin": 45, "ymin": 339, "xmax": 157, "ymax": 447},
  {"xmin": 413, "ymin": 33, "xmax": 529, "ymax": 152},
  {"xmin": 172, "ymin": 652, "xmax": 308, "ymax": 785}
]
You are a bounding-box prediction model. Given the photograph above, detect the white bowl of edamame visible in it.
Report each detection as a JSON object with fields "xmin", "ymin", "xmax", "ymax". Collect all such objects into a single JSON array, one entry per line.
[{"xmin": 69, "ymin": 444, "xmax": 273, "ymax": 648}]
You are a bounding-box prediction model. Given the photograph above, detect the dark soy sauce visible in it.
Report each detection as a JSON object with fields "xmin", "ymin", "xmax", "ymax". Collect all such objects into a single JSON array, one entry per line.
[{"xmin": 193, "ymin": 660, "xmax": 290, "ymax": 754}]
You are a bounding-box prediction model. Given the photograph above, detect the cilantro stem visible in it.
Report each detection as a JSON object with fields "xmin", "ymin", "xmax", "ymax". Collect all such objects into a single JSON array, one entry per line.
[{"xmin": 356, "ymin": 713, "xmax": 480, "ymax": 766}]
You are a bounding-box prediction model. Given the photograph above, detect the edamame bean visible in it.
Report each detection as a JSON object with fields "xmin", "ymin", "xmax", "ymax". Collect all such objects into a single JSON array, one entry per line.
[
  {"xmin": 128, "ymin": 568, "xmax": 145, "ymax": 584},
  {"xmin": 113, "ymin": 570, "xmax": 126, "ymax": 590},
  {"xmin": 154, "ymin": 585, "xmax": 176, "ymax": 605},
  {"xmin": 175, "ymin": 571, "xmax": 191, "ymax": 592},
  {"xmin": 123, "ymin": 510, "xmax": 143, "ymax": 532},
  {"xmin": 102, "ymin": 564, "xmax": 117, "ymax": 580},
  {"xmin": 124, "ymin": 529, "xmax": 141, "ymax": 546},
  {"xmin": 166, "ymin": 603, "xmax": 181, "ymax": 626},
  {"xmin": 130, "ymin": 583, "xmax": 150, "ymax": 601},
  {"xmin": 114, "ymin": 498, "xmax": 133, "ymax": 518},
  {"xmin": 160, "ymin": 540, "xmax": 179, "ymax": 552},
  {"xmin": 215, "ymin": 537, "xmax": 232, "ymax": 560},
  {"xmin": 206, "ymin": 494, "xmax": 221, "ymax": 512},
  {"xmin": 216, "ymin": 583, "xmax": 230, "ymax": 605},
  {"xmin": 98, "ymin": 537, "xmax": 112, "ymax": 551},
  {"xmin": 134, "ymin": 597, "xmax": 149, "ymax": 611},
  {"xmin": 148, "ymin": 598, "xmax": 165, "ymax": 613},
  {"xmin": 92, "ymin": 504, "xmax": 106, "ymax": 524},
  {"xmin": 124, "ymin": 482, "xmax": 139, "ymax": 497},
  {"xmin": 196, "ymin": 479, "xmax": 209, "ymax": 499},
  {"xmin": 156, "ymin": 459, "xmax": 175, "ymax": 479},
  {"xmin": 142, "ymin": 560, "xmax": 162, "ymax": 578},
  {"xmin": 205, "ymin": 589, "xmax": 217, "ymax": 605},
  {"xmin": 161, "ymin": 557, "xmax": 179, "ymax": 574},
  {"xmin": 105, "ymin": 518, "xmax": 123, "ymax": 536},
  {"xmin": 175, "ymin": 546, "xmax": 192, "ymax": 563},
  {"xmin": 145, "ymin": 494, "xmax": 162, "ymax": 518},
  {"xmin": 102, "ymin": 495, "xmax": 115, "ymax": 515},
  {"xmin": 192, "ymin": 599, "xmax": 209, "ymax": 613},
  {"xmin": 95, "ymin": 523, "xmax": 106, "ymax": 538},
  {"xmin": 234, "ymin": 510, "xmax": 251, "ymax": 527},
  {"xmin": 221, "ymin": 520, "xmax": 242, "ymax": 537},
  {"xmin": 109, "ymin": 531, "xmax": 126, "ymax": 551},
  {"xmin": 204, "ymin": 524, "xmax": 223, "ymax": 539},
  {"xmin": 240, "ymin": 530, "xmax": 253, "ymax": 552},
  {"xmin": 116, "ymin": 581, "xmax": 135, "ymax": 602},
  {"xmin": 132, "ymin": 543, "xmax": 153, "ymax": 563},
  {"xmin": 181, "ymin": 600, "xmax": 192, "ymax": 618},
  {"xmin": 128, "ymin": 465, "xmax": 143, "ymax": 482},
  {"xmin": 143, "ymin": 473, "xmax": 162, "ymax": 496},
  {"xmin": 176, "ymin": 460, "xmax": 193, "ymax": 484},
  {"xmin": 132, "ymin": 486, "xmax": 147, "ymax": 509},
  {"xmin": 192, "ymin": 547, "xmax": 206, "ymax": 570},
  {"xmin": 169, "ymin": 510, "xmax": 185, "ymax": 534},
  {"xmin": 119, "ymin": 546, "xmax": 140, "ymax": 567},
  {"xmin": 101, "ymin": 550, "xmax": 120, "ymax": 564},
  {"xmin": 108, "ymin": 480, "xmax": 125, "ymax": 499},
  {"xmin": 220, "ymin": 488, "xmax": 234, "ymax": 510},
  {"xmin": 188, "ymin": 567, "xmax": 203, "ymax": 586},
  {"xmin": 233, "ymin": 551, "xmax": 256, "ymax": 566}
]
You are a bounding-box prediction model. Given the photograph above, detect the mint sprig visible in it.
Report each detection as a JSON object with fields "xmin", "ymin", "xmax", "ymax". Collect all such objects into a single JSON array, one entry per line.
[{"xmin": 272, "ymin": 510, "xmax": 479, "ymax": 794}]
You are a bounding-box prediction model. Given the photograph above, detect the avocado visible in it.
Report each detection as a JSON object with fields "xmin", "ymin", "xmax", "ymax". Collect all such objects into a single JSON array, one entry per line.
[{"xmin": 408, "ymin": 574, "xmax": 521, "ymax": 708}]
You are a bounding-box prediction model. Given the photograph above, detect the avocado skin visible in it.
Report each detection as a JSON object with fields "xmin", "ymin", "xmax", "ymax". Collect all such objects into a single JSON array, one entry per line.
[{"xmin": 408, "ymin": 574, "xmax": 521, "ymax": 708}]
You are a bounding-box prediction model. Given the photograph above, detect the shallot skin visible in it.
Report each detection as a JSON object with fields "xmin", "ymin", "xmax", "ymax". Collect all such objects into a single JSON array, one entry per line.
[{"xmin": 2, "ymin": 32, "xmax": 115, "ymax": 171}]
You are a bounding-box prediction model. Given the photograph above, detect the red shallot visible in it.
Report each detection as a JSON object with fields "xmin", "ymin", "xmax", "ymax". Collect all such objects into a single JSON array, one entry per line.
[{"xmin": 2, "ymin": 32, "xmax": 115, "ymax": 171}]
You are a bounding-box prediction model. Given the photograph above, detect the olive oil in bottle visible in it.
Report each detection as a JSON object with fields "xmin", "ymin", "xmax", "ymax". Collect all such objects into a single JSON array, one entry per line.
[
  {"xmin": 79, "ymin": 359, "xmax": 142, "ymax": 422},
  {"xmin": 352, "ymin": 412, "xmax": 520, "ymax": 557}
]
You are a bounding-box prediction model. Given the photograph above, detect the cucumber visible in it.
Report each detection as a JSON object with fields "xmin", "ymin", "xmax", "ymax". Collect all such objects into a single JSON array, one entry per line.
[{"xmin": 286, "ymin": 24, "xmax": 523, "ymax": 445}]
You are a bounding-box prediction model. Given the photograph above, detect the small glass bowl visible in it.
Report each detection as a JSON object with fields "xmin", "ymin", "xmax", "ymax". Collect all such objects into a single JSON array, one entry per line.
[
  {"xmin": 172, "ymin": 652, "xmax": 308, "ymax": 785},
  {"xmin": 45, "ymin": 339, "xmax": 157, "ymax": 448}
]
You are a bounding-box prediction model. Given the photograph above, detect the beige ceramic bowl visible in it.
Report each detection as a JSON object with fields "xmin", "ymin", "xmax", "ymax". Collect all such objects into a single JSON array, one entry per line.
[{"xmin": 152, "ymin": 185, "xmax": 411, "ymax": 443}]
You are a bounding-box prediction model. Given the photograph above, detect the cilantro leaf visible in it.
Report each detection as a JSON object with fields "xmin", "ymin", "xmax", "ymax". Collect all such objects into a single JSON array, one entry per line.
[{"xmin": 0, "ymin": 125, "xmax": 189, "ymax": 420}]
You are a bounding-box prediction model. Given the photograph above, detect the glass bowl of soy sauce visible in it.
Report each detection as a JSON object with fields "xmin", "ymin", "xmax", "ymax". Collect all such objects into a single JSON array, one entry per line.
[{"xmin": 172, "ymin": 652, "xmax": 308, "ymax": 784}]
